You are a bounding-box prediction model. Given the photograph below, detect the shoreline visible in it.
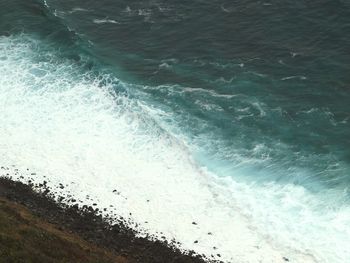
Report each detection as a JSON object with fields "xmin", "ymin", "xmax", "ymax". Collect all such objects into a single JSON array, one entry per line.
[{"xmin": 0, "ymin": 176, "xmax": 214, "ymax": 263}]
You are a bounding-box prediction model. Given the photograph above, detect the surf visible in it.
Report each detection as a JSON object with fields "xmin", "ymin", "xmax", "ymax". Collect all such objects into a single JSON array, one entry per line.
[
  {"xmin": 0, "ymin": 30, "xmax": 349, "ymax": 263},
  {"xmin": 1, "ymin": 0, "xmax": 350, "ymax": 262}
]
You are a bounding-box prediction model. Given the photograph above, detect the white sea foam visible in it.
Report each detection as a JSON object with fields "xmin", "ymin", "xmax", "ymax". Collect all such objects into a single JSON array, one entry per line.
[
  {"xmin": 1, "ymin": 34, "xmax": 349, "ymax": 263},
  {"xmin": 281, "ymin": 75, "xmax": 307, "ymax": 81},
  {"xmin": 70, "ymin": 7, "xmax": 90, "ymax": 13},
  {"xmin": 93, "ymin": 18, "xmax": 119, "ymax": 24},
  {"xmin": 179, "ymin": 87, "xmax": 238, "ymax": 99}
]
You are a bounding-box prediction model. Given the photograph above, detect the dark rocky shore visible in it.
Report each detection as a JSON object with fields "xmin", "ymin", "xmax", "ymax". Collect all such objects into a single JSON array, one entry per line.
[{"xmin": 0, "ymin": 176, "xmax": 217, "ymax": 263}]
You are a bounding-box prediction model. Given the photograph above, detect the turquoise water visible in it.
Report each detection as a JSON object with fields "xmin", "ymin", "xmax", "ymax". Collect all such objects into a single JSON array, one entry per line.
[
  {"xmin": 42, "ymin": 0, "xmax": 350, "ymax": 190},
  {"xmin": 1, "ymin": 0, "xmax": 350, "ymax": 262}
]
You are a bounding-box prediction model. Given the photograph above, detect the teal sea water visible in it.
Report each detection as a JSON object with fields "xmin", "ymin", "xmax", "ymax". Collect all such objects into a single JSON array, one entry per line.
[{"xmin": 1, "ymin": 0, "xmax": 350, "ymax": 262}]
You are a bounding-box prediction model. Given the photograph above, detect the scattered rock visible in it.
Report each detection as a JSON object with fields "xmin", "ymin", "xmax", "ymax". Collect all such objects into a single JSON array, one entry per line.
[{"xmin": 0, "ymin": 177, "xmax": 212, "ymax": 262}]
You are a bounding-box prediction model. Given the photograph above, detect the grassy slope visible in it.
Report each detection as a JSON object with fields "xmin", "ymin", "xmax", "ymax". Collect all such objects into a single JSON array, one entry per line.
[{"xmin": 0, "ymin": 197, "xmax": 126, "ymax": 263}]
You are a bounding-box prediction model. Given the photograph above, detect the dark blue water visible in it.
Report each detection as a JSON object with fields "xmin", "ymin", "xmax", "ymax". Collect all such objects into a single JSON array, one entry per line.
[{"xmin": 1, "ymin": 0, "xmax": 350, "ymax": 262}]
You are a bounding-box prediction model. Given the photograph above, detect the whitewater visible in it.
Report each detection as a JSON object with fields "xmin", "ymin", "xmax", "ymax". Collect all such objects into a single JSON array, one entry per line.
[{"xmin": 1, "ymin": 31, "xmax": 350, "ymax": 263}]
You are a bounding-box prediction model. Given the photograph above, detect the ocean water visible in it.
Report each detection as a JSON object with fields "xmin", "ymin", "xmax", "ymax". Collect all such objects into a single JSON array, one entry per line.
[{"xmin": 0, "ymin": 0, "xmax": 350, "ymax": 262}]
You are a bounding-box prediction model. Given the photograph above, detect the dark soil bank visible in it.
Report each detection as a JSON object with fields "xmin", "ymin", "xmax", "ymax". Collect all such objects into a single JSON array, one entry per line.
[
  {"xmin": 0, "ymin": 197, "xmax": 120, "ymax": 263},
  {"xmin": 0, "ymin": 177, "xmax": 214, "ymax": 263}
]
